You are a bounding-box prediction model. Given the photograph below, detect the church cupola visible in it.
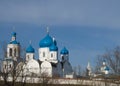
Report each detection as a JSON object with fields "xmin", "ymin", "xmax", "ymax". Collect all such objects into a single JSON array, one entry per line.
[
  {"xmin": 49, "ymin": 38, "xmax": 58, "ymax": 62},
  {"xmin": 39, "ymin": 28, "xmax": 58, "ymax": 63},
  {"xmin": 60, "ymin": 47, "xmax": 69, "ymax": 55},
  {"xmin": 39, "ymin": 28, "xmax": 53, "ymax": 48},
  {"xmin": 60, "ymin": 47, "xmax": 69, "ymax": 62},
  {"xmin": 26, "ymin": 45, "xmax": 35, "ymax": 53},
  {"xmin": 104, "ymin": 66, "xmax": 110, "ymax": 74},
  {"xmin": 105, "ymin": 66, "xmax": 110, "ymax": 71},
  {"xmin": 50, "ymin": 38, "xmax": 58, "ymax": 51},
  {"xmin": 9, "ymin": 32, "xmax": 19, "ymax": 45},
  {"xmin": 26, "ymin": 43, "xmax": 35, "ymax": 62},
  {"xmin": 12, "ymin": 32, "xmax": 16, "ymax": 40},
  {"xmin": 39, "ymin": 34, "xmax": 53, "ymax": 48}
]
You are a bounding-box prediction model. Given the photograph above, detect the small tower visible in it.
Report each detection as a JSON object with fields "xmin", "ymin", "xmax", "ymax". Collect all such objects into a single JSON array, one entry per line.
[
  {"xmin": 100, "ymin": 60, "xmax": 110, "ymax": 75},
  {"xmin": 104, "ymin": 66, "xmax": 110, "ymax": 74},
  {"xmin": 60, "ymin": 47, "xmax": 73, "ymax": 78},
  {"xmin": 86, "ymin": 62, "xmax": 92, "ymax": 77},
  {"xmin": 26, "ymin": 43, "xmax": 35, "ymax": 62},
  {"xmin": 7, "ymin": 32, "xmax": 20, "ymax": 61},
  {"xmin": 24, "ymin": 43, "xmax": 40, "ymax": 76},
  {"xmin": 60, "ymin": 47, "xmax": 69, "ymax": 62},
  {"xmin": 49, "ymin": 38, "xmax": 58, "ymax": 63}
]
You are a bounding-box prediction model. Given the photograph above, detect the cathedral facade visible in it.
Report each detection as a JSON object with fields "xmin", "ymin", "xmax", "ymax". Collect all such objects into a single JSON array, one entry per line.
[{"xmin": 1, "ymin": 30, "xmax": 74, "ymax": 79}]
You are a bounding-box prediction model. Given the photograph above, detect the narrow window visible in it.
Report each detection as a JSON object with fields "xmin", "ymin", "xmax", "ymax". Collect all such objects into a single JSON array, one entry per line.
[
  {"xmin": 5, "ymin": 65, "xmax": 6, "ymax": 69},
  {"xmin": 10, "ymin": 48, "xmax": 12, "ymax": 56},
  {"xmin": 9, "ymin": 64, "xmax": 11, "ymax": 68},
  {"xmin": 33, "ymin": 55, "xmax": 35, "ymax": 59},
  {"xmin": 62, "ymin": 56, "xmax": 64, "ymax": 61},
  {"xmin": 51, "ymin": 53, "xmax": 53, "ymax": 58},
  {"xmin": 43, "ymin": 52, "xmax": 45, "ymax": 57},
  {"xmin": 14, "ymin": 48, "xmax": 16, "ymax": 57}
]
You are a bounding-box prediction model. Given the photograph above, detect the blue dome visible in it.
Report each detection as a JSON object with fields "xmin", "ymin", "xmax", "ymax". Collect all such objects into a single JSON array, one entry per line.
[
  {"xmin": 39, "ymin": 34, "xmax": 53, "ymax": 47},
  {"xmin": 10, "ymin": 40, "xmax": 19, "ymax": 44},
  {"xmin": 105, "ymin": 66, "xmax": 110, "ymax": 71},
  {"xmin": 26, "ymin": 45, "xmax": 35, "ymax": 53},
  {"xmin": 12, "ymin": 32, "xmax": 16, "ymax": 37},
  {"xmin": 50, "ymin": 43, "xmax": 58, "ymax": 51},
  {"xmin": 60, "ymin": 47, "xmax": 69, "ymax": 54}
]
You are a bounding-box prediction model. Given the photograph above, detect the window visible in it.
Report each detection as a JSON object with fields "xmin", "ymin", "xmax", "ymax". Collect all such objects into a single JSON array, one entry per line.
[
  {"xmin": 27, "ymin": 55, "xmax": 29, "ymax": 60},
  {"xmin": 9, "ymin": 64, "xmax": 11, "ymax": 68},
  {"xmin": 43, "ymin": 52, "xmax": 45, "ymax": 57},
  {"xmin": 62, "ymin": 56, "xmax": 64, "ymax": 61},
  {"xmin": 14, "ymin": 48, "xmax": 16, "ymax": 57},
  {"xmin": 10, "ymin": 48, "xmax": 12, "ymax": 56},
  {"xmin": 51, "ymin": 53, "xmax": 53, "ymax": 58},
  {"xmin": 5, "ymin": 65, "xmax": 6, "ymax": 69}
]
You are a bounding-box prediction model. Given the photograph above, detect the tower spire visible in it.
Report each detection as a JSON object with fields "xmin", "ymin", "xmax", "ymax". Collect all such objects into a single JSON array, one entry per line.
[
  {"xmin": 87, "ymin": 61, "xmax": 90, "ymax": 69},
  {"xmin": 11, "ymin": 26, "xmax": 16, "ymax": 41},
  {"xmin": 86, "ymin": 61, "xmax": 92, "ymax": 76},
  {"xmin": 47, "ymin": 26, "xmax": 49, "ymax": 34}
]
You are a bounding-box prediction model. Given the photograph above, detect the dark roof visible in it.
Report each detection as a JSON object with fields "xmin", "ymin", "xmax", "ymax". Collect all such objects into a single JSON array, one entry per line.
[{"xmin": 51, "ymin": 62, "xmax": 57, "ymax": 67}]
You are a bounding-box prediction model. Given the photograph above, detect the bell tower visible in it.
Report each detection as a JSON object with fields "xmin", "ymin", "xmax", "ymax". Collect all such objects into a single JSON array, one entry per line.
[{"xmin": 7, "ymin": 32, "xmax": 20, "ymax": 61}]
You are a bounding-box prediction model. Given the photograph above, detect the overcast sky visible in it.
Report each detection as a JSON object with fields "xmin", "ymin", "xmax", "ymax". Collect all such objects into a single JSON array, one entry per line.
[{"xmin": 0, "ymin": 0, "xmax": 120, "ymax": 69}]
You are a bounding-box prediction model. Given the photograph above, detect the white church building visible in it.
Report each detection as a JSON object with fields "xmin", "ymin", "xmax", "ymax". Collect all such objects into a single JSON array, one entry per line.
[
  {"xmin": 1, "ymin": 30, "xmax": 74, "ymax": 79},
  {"xmin": 100, "ymin": 60, "xmax": 110, "ymax": 75}
]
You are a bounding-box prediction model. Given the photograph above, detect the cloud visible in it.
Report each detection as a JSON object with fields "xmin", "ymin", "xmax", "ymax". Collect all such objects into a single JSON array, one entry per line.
[{"xmin": 0, "ymin": 0, "xmax": 120, "ymax": 28}]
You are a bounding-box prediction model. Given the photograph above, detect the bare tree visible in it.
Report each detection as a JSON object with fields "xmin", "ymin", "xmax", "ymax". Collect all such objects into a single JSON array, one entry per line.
[
  {"xmin": 0, "ymin": 42, "xmax": 26, "ymax": 86},
  {"xmin": 39, "ymin": 72, "xmax": 50, "ymax": 86},
  {"xmin": 73, "ymin": 66, "xmax": 77, "ymax": 77},
  {"xmin": 95, "ymin": 46, "xmax": 120, "ymax": 75},
  {"xmin": 0, "ymin": 41, "xmax": 10, "ymax": 86},
  {"xmin": 94, "ymin": 55, "xmax": 104, "ymax": 74},
  {"xmin": 95, "ymin": 46, "xmax": 120, "ymax": 86}
]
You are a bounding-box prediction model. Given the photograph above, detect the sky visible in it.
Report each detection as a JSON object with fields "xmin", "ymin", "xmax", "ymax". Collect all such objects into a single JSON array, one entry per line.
[{"xmin": 0, "ymin": 0, "xmax": 120, "ymax": 69}]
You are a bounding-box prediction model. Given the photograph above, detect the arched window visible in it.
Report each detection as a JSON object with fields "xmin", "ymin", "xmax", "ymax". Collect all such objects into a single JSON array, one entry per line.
[
  {"xmin": 43, "ymin": 52, "xmax": 45, "ymax": 57},
  {"xmin": 14, "ymin": 48, "xmax": 16, "ymax": 57},
  {"xmin": 10, "ymin": 48, "xmax": 12, "ymax": 56},
  {"xmin": 33, "ymin": 55, "xmax": 35, "ymax": 59},
  {"xmin": 9, "ymin": 64, "xmax": 11, "ymax": 68},
  {"xmin": 5, "ymin": 65, "xmax": 6, "ymax": 69},
  {"xmin": 51, "ymin": 53, "xmax": 53, "ymax": 58},
  {"xmin": 62, "ymin": 56, "xmax": 64, "ymax": 61}
]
